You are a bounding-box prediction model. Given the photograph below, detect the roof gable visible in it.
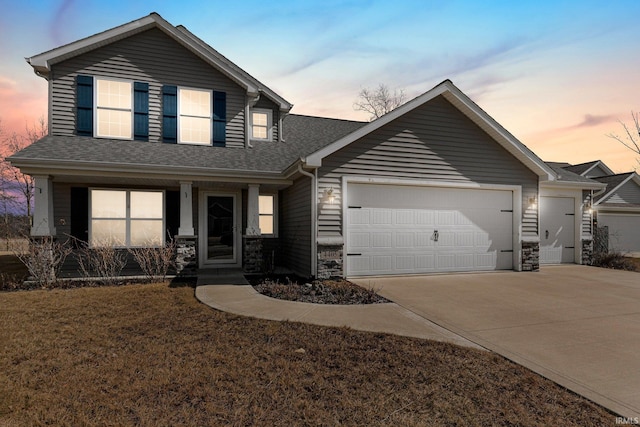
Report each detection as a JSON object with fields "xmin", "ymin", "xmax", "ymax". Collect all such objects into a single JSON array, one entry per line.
[
  {"xmin": 565, "ymin": 160, "xmax": 615, "ymax": 177},
  {"xmin": 303, "ymin": 80, "xmax": 555, "ymax": 180},
  {"xmin": 26, "ymin": 12, "xmax": 292, "ymax": 111},
  {"xmin": 594, "ymin": 172, "xmax": 640, "ymax": 205}
]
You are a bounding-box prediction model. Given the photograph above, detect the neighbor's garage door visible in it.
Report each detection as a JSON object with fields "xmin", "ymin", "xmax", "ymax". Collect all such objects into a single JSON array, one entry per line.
[
  {"xmin": 540, "ymin": 196, "xmax": 575, "ymax": 264},
  {"xmin": 346, "ymin": 183, "xmax": 513, "ymax": 276},
  {"xmin": 599, "ymin": 213, "xmax": 640, "ymax": 253}
]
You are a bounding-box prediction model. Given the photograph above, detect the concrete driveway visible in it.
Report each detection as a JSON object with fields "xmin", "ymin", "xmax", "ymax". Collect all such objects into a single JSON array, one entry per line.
[{"xmin": 353, "ymin": 265, "xmax": 640, "ymax": 418}]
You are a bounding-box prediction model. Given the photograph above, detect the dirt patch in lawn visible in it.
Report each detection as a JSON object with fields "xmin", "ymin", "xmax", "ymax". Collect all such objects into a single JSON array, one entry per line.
[
  {"xmin": 251, "ymin": 276, "xmax": 390, "ymax": 304},
  {"xmin": 0, "ymin": 282, "xmax": 616, "ymax": 426}
]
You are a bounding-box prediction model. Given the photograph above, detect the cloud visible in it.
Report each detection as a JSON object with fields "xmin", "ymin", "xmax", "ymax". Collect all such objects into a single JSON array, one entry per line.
[
  {"xmin": 49, "ymin": 0, "xmax": 77, "ymax": 45},
  {"xmin": 572, "ymin": 114, "xmax": 618, "ymax": 129}
]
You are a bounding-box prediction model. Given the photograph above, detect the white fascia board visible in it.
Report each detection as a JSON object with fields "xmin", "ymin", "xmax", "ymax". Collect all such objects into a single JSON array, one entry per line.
[
  {"xmin": 593, "ymin": 174, "xmax": 635, "ymax": 205},
  {"xmin": 440, "ymin": 85, "xmax": 555, "ymax": 181},
  {"xmin": 540, "ymin": 180, "xmax": 606, "ymax": 190},
  {"xmin": 304, "ymin": 83, "xmax": 449, "ymax": 167},
  {"xmin": 304, "ymin": 80, "xmax": 555, "ymax": 181},
  {"xmin": 583, "ymin": 160, "xmax": 615, "ymax": 177},
  {"xmin": 27, "ymin": 14, "xmax": 158, "ymax": 75},
  {"xmin": 173, "ymin": 26, "xmax": 293, "ymax": 110},
  {"xmin": 595, "ymin": 206, "xmax": 640, "ymax": 213},
  {"xmin": 9, "ymin": 158, "xmax": 291, "ymax": 184}
]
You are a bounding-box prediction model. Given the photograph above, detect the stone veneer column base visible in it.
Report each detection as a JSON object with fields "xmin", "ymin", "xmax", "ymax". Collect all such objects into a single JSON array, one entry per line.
[
  {"xmin": 317, "ymin": 243, "xmax": 344, "ymax": 279},
  {"xmin": 521, "ymin": 241, "xmax": 540, "ymax": 271},
  {"xmin": 243, "ymin": 236, "xmax": 264, "ymax": 273},
  {"xmin": 175, "ymin": 236, "xmax": 197, "ymax": 277},
  {"xmin": 581, "ymin": 239, "xmax": 593, "ymax": 266}
]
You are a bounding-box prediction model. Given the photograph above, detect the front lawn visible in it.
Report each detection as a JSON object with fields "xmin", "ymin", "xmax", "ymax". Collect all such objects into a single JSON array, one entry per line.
[{"xmin": 0, "ymin": 283, "xmax": 614, "ymax": 426}]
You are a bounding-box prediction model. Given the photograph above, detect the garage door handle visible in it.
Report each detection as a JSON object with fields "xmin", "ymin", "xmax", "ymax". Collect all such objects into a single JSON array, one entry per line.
[
  {"xmin": 433, "ymin": 230, "xmax": 439, "ymax": 242},
  {"xmin": 545, "ymin": 230, "xmax": 549, "ymax": 239}
]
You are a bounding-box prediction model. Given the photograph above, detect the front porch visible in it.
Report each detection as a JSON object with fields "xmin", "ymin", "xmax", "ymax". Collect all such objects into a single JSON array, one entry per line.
[{"xmin": 31, "ymin": 174, "xmax": 303, "ymax": 280}]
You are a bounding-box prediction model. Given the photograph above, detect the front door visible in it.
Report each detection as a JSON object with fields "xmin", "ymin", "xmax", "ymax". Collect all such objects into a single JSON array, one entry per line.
[{"xmin": 201, "ymin": 193, "xmax": 238, "ymax": 265}]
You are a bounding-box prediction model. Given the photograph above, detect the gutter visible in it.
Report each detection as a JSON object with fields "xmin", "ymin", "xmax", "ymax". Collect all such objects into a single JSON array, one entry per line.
[{"xmin": 297, "ymin": 163, "xmax": 317, "ymax": 278}]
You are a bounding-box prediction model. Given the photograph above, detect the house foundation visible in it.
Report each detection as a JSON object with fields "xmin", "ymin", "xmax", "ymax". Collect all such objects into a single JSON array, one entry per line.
[
  {"xmin": 522, "ymin": 241, "xmax": 540, "ymax": 271},
  {"xmin": 175, "ymin": 236, "xmax": 197, "ymax": 276},
  {"xmin": 317, "ymin": 243, "xmax": 343, "ymax": 279}
]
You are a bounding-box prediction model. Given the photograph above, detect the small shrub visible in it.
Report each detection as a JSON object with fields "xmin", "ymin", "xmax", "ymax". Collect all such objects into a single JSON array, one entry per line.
[
  {"xmin": 592, "ymin": 252, "xmax": 638, "ymax": 271},
  {"xmin": 75, "ymin": 243, "xmax": 127, "ymax": 284},
  {"xmin": 128, "ymin": 238, "xmax": 177, "ymax": 282},
  {"xmin": 13, "ymin": 237, "xmax": 71, "ymax": 288}
]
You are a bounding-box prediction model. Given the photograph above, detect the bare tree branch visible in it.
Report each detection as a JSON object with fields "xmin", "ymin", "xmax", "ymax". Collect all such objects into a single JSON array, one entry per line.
[
  {"xmin": 0, "ymin": 116, "xmax": 48, "ymax": 218},
  {"xmin": 353, "ymin": 83, "xmax": 406, "ymax": 121},
  {"xmin": 607, "ymin": 112, "xmax": 640, "ymax": 162}
]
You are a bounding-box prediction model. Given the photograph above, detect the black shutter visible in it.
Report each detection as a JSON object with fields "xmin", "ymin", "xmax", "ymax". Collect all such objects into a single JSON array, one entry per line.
[
  {"xmin": 70, "ymin": 187, "xmax": 89, "ymax": 245},
  {"xmin": 76, "ymin": 75, "xmax": 93, "ymax": 136},
  {"xmin": 133, "ymin": 82, "xmax": 149, "ymax": 141},
  {"xmin": 162, "ymin": 85, "xmax": 177, "ymax": 143},
  {"xmin": 212, "ymin": 91, "xmax": 226, "ymax": 147},
  {"xmin": 165, "ymin": 190, "xmax": 180, "ymax": 239}
]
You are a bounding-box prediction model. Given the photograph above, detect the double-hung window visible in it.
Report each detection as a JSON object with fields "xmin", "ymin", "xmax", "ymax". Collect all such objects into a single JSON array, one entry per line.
[
  {"xmin": 96, "ymin": 78, "xmax": 132, "ymax": 139},
  {"xmin": 259, "ymin": 194, "xmax": 277, "ymax": 236},
  {"xmin": 90, "ymin": 189, "xmax": 164, "ymax": 247},
  {"xmin": 179, "ymin": 88, "xmax": 212, "ymax": 145},
  {"xmin": 162, "ymin": 85, "xmax": 226, "ymax": 146},
  {"xmin": 76, "ymin": 75, "xmax": 149, "ymax": 140},
  {"xmin": 251, "ymin": 109, "xmax": 272, "ymax": 141}
]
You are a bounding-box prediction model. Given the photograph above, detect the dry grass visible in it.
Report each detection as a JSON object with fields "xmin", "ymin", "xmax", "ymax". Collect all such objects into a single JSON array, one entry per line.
[{"xmin": 0, "ymin": 283, "xmax": 615, "ymax": 426}]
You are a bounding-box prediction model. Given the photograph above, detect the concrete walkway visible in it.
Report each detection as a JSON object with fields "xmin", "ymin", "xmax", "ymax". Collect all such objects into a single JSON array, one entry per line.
[
  {"xmin": 195, "ymin": 277, "xmax": 480, "ymax": 349},
  {"xmin": 353, "ymin": 265, "xmax": 640, "ymax": 419}
]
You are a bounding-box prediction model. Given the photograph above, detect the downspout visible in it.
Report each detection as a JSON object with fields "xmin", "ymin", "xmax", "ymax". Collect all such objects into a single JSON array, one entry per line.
[{"xmin": 297, "ymin": 163, "xmax": 317, "ymax": 278}]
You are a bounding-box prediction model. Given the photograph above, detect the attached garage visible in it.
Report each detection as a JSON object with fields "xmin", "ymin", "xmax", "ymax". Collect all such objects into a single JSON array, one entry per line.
[
  {"xmin": 539, "ymin": 196, "xmax": 575, "ymax": 264},
  {"xmin": 345, "ymin": 182, "xmax": 516, "ymax": 276}
]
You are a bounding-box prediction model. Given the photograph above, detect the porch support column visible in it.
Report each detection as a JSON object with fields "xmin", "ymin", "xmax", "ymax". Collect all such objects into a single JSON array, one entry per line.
[
  {"xmin": 178, "ymin": 181, "xmax": 194, "ymax": 236},
  {"xmin": 31, "ymin": 175, "xmax": 55, "ymax": 236},
  {"xmin": 246, "ymin": 184, "xmax": 261, "ymax": 236}
]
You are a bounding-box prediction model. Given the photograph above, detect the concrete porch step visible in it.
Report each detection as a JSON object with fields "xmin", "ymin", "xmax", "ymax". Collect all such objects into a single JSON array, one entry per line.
[{"xmin": 196, "ymin": 268, "xmax": 249, "ymax": 286}]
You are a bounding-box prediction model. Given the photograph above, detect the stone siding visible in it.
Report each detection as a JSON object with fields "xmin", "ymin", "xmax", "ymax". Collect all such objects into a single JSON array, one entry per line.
[
  {"xmin": 317, "ymin": 244, "xmax": 343, "ymax": 279},
  {"xmin": 522, "ymin": 241, "xmax": 540, "ymax": 271},
  {"xmin": 243, "ymin": 237, "xmax": 264, "ymax": 273},
  {"xmin": 581, "ymin": 239, "xmax": 593, "ymax": 265},
  {"xmin": 175, "ymin": 236, "xmax": 197, "ymax": 276}
]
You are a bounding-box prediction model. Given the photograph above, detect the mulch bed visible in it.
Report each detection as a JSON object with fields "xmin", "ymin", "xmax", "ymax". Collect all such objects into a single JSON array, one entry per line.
[{"xmin": 251, "ymin": 277, "xmax": 390, "ymax": 304}]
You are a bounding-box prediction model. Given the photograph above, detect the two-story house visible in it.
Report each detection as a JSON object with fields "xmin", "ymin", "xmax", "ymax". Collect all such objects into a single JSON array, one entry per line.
[{"xmin": 10, "ymin": 13, "xmax": 605, "ymax": 279}]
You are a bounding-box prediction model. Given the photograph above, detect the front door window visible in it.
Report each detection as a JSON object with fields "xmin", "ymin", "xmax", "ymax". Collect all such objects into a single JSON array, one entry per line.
[{"xmin": 206, "ymin": 195, "xmax": 235, "ymax": 261}]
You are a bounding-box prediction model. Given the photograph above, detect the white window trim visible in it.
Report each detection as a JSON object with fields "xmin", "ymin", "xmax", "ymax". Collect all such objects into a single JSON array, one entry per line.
[
  {"xmin": 259, "ymin": 192, "xmax": 278, "ymax": 237},
  {"xmin": 89, "ymin": 188, "xmax": 166, "ymax": 248},
  {"xmin": 93, "ymin": 76, "xmax": 134, "ymax": 140},
  {"xmin": 251, "ymin": 108, "xmax": 273, "ymax": 142},
  {"xmin": 177, "ymin": 86, "xmax": 213, "ymax": 146}
]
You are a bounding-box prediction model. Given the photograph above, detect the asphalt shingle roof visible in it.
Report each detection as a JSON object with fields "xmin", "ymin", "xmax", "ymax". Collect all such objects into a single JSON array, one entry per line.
[
  {"xmin": 591, "ymin": 173, "xmax": 634, "ymax": 203},
  {"xmin": 563, "ymin": 161, "xmax": 600, "ymax": 176},
  {"xmin": 9, "ymin": 114, "xmax": 367, "ymax": 174},
  {"xmin": 544, "ymin": 162, "xmax": 598, "ymax": 184}
]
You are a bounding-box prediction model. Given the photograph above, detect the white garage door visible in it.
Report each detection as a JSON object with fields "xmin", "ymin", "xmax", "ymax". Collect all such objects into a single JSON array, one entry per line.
[
  {"xmin": 540, "ymin": 196, "xmax": 575, "ymax": 264},
  {"xmin": 599, "ymin": 213, "xmax": 640, "ymax": 253},
  {"xmin": 346, "ymin": 183, "xmax": 514, "ymax": 276}
]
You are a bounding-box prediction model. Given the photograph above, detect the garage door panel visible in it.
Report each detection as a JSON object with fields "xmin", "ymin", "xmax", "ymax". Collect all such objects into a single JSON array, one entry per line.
[
  {"xmin": 372, "ymin": 232, "xmax": 392, "ymax": 248},
  {"xmin": 346, "ymin": 184, "xmax": 514, "ymax": 276}
]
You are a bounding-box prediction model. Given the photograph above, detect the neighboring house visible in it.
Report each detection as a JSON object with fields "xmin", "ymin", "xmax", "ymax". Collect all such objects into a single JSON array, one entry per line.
[
  {"xmin": 556, "ymin": 161, "xmax": 640, "ymax": 254},
  {"xmin": 9, "ymin": 13, "xmax": 605, "ymax": 278}
]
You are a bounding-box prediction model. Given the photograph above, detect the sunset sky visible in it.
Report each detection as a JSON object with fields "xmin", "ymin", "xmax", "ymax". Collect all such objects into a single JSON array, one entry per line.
[{"xmin": 1, "ymin": 0, "xmax": 639, "ymax": 172}]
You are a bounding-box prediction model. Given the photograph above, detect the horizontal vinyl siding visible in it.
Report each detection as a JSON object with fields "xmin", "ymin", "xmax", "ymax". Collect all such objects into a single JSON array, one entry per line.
[
  {"xmin": 604, "ymin": 180, "xmax": 640, "ymax": 205},
  {"xmin": 582, "ymin": 190, "xmax": 592, "ymax": 236},
  {"xmin": 280, "ymin": 177, "xmax": 311, "ymax": 277},
  {"xmin": 50, "ymin": 28, "xmax": 246, "ymax": 147},
  {"xmin": 53, "ymin": 183, "xmax": 71, "ymax": 238},
  {"xmin": 317, "ymin": 95, "xmax": 538, "ymax": 239}
]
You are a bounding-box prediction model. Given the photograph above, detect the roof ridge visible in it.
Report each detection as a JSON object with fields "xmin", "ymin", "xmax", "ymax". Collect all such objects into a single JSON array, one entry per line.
[{"xmin": 287, "ymin": 113, "xmax": 366, "ymax": 124}]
